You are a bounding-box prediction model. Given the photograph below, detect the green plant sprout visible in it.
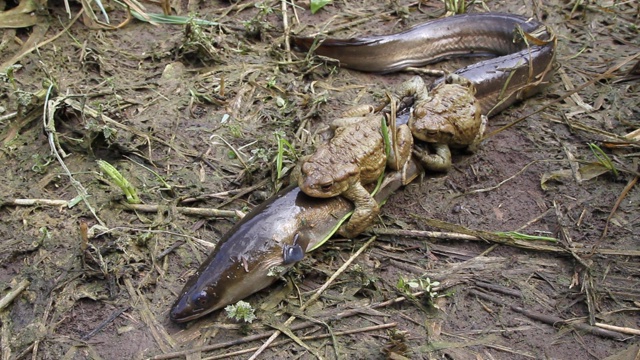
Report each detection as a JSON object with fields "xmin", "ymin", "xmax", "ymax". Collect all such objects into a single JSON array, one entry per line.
[
  {"xmin": 275, "ymin": 131, "xmax": 297, "ymax": 180},
  {"xmin": 588, "ymin": 143, "xmax": 618, "ymax": 177},
  {"xmin": 310, "ymin": 0, "xmax": 332, "ymax": 14},
  {"xmin": 397, "ymin": 276, "xmax": 440, "ymax": 300},
  {"xmin": 443, "ymin": 0, "xmax": 466, "ymax": 14},
  {"xmin": 225, "ymin": 300, "xmax": 257, "ymax": 323},
  {"xmin": 97, "ymin": 160, "xmax": 141, "ymax": 204}
]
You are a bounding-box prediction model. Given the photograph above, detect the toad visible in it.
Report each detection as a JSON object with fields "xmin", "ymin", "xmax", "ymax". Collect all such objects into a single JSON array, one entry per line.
[
  {"xmin": 401, "ymin": 75, "xmax": 486, "ymax": 172},
  {"xmin": 298, "ymin": 105, "xmax": 413, "ymax": 238}
]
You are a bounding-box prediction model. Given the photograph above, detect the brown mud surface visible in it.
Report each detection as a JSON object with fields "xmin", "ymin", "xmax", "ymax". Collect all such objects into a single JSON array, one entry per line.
[{"xmin": 1, "ymin": 1, "xmax": 639, "ymax": 359}]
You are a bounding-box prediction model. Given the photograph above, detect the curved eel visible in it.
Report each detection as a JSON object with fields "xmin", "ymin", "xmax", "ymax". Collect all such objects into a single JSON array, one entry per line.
[
  {"xmin": 292, "ymin": 12, "xmax": 556, "ymax": 116},
  {"xmin": 170, "ymin": 159, "xmax": 420, "ymax": 322},
  {"xmin": 171, "ymin": 13, "xmax": 556, "ymax": 323}
]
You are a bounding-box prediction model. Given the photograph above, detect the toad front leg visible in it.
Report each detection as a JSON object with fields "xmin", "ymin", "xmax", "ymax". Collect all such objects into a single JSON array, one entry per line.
[
  {"xmin": 402, "ymin": 75, "xmax": 483, "ymax": 172},
  {"xmin": 412, "ymin": 143, "xmax": 452, "ymax": 172},
  {"xmin": 338, "ymin": 181, "xmax": 380, "ymax": 238}
]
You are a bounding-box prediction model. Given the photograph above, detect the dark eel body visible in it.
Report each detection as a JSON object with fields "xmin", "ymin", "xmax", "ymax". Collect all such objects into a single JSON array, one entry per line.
[{"xmin": 292, "ymin": 12, "xmax": 555, "ymax": 116}]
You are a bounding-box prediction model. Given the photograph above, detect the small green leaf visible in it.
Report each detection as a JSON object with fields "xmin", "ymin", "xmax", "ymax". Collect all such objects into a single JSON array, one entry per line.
[
  {"xmin": 310, "ymin": 0, "xmax": 332, "ymax": 14},
  {"xmin": 588, "ymin": 143, "xmax": 618, "ymax": 177},
  {"xmin": 381, "ymin": 115, "xmax": 391, "ymax": 158},
  {"xmin": 275, "ymin": 132, "xmax": 296, "ymax": 180},
  {"xmin": 68, "ymin": 195, "xmax": 85, "ymax": 208}
]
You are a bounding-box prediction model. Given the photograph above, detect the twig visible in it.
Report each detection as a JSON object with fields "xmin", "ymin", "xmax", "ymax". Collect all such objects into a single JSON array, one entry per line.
[
  {"xmin": 215, "ymin": 178, "xmax": 270, "ymax": 209},
  {"xmin": 2, "ymin": 199, "xmax": 245, "ymax": 221},
  {"xmin": 595, "ymin": 322, "xmax": 640, "ymax": 336},
  {"xmin": 156, "ymin": 240, "xmax": 185, "ymax": 260},
  {"xmin": 282, "ymin": 312, "xmax": 339, "ymax": 359},
  {"xmin": 43, "ymin": 89, "xmax": 106, "ymax": 226},
  {"xmin": 149, "ymin": 287, "xmax": 438, "ymax": 360},
  {"xmin": 474, "ymin": 281, "xmax": 522, "ymax": 298},
  {"xmin": 180, "ymin": 179, "xmax": 269, "ymax": 204},
  {"xmin": 0, "ymin": 312, "xmax": 9, "ymax": 360},
  {"xmin": 371, "ymin": 227, "xmax": 477, "ymax": 241},
  {"xmin": 372, "ymin": 223, "xmax": 640, "ymax": 257},
  {"xmin": 0, "ymin": 111, "xmax": 17, "ymax": 122},
  {"xmin": 123, "ymin": 278, "xmax": 175, "ymax": 352},
  {"xmin": 557, "ymin": 67, "xmax": 593, "ymax": 113},
  {"xmin": 459, "ymin": 160, "xmax": 541, "ymax": 197},
  {"xmin": 121, "ymin": 203, "xmax": 240, "ymax": 218},
  {"xmin": 470, "ymin": 289, "xmax": 628, "ymax": 340},
  {"xmin": 247, "ymin": 236, "xmax": 378, "ymax": 360},
  {"xmin": 281, "ymin": 0, "xmax": 292, "ymax": 63},
  {"xmin": 1, "ymin": 198, "xmax": 69, "ymax": 207},
  {"xmin": 81, "ymin": 306, "xmax": 131, "ymax": 340},
  {"xmin": 210, "ymin": 134, "xmax": 249, "ymax": 170},
  {"xmin": 553, "ymin": 200, "xmax": 591, "ymax": 269},
  {"xmin": 0, "ymin": 279, "xmax": 30, "ymax": 311},
  {"xmin": 96, "ymin": 227, "xmax": 216, "ymax": 249},
  {"xmin": 1, "ymin": 9, "xmax": 83, "ymax": 71},
  {"xmin": 595, "ymin": 168, "xmax": 638, "ymax": 248},
  {"xmin": 205, "ymin": 323, "xmax": 396, "ymax": 360},
  {"xmin": 310, "ymin": 13, "xmax": 378, "ymax": 37}
]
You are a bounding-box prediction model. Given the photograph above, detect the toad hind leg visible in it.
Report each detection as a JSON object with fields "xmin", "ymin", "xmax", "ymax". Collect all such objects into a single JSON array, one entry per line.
[{"xmin": 338, "ymin": 182, "xmax": 380, "ymax": 238}]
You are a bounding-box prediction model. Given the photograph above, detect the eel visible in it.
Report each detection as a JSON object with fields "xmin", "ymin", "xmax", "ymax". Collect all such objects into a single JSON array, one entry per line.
[
  {"xmin": 171, "ymin": 12, "xmax": 556, "ymax": 323},
  {"xmin": 170, "ymin": 158, "xmax": 421, "ymax": 322},
  {"xmin": 292, "ymin": 12, "xmax": 556, "ymax": 116}
]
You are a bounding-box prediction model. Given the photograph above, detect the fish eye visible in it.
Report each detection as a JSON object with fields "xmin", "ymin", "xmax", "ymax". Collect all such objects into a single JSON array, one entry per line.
[{"xmin": 193, "ymin": 290, "xmax": 208, "ymax": 307}]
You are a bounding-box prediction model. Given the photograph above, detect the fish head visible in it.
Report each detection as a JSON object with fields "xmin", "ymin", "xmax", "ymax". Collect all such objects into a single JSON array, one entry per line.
[
  {"xmin": 170, "ymin": 188, "xmax": 317, "ymax": 323},
  {"xmin": 169, "ymin": 244, "xmax": 291, "ymax": 323}
]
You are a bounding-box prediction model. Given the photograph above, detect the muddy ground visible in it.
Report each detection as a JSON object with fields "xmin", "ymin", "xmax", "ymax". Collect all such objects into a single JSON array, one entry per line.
[{"xmin": 0, "ymin": 0, "xmax": 639, "ymax": 359}]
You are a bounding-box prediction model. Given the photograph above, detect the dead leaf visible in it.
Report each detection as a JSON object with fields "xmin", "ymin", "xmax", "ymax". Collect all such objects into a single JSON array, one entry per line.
[
  {"xmin": 540, "ymin": 169, "xmax": 572, "ymax": 190},
  {"xmin": 492, "ymin": 206, "xmax": 504, "ymax": 221},
  {"xmin": 579, "ymin": 163, "xmax": 611, "ymax": 181}
]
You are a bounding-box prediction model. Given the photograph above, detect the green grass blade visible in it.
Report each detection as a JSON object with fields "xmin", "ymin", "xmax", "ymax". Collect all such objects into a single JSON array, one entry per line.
[{"xmin": 97, "ymin": 160, "xmax": 141, "ymax": 204}]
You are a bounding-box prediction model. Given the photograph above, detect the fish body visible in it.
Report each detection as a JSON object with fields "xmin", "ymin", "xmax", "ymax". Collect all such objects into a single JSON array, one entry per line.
[
  {"xmin": 293, "ymin": 12, "xmax": 556, "ymax": 116},
  {"xmin": 170, "ymin": 162, "xmax": 419, "ymax": 323},
  {"xmin": 292, "ymin": 12, "xmax": 552, "ymax": 74}
]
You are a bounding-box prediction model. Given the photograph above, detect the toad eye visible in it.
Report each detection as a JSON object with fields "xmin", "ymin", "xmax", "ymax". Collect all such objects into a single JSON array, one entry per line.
[
  {"xmin": 301, "ymin": 162, "xmax": 313, "ymax": 175},
  {"xmin": 319, "ymin": 182, "xmax": 333, "ymax": 192},
  {"xmin": 413, "ymin": 107, "xmax": 427, "ymax": 119}
]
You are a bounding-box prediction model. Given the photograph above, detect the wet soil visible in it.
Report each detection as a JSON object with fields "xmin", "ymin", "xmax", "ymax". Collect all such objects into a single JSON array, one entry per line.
[{"xmin": 0, "ymin": 1, "xmax": 639, "ymax": 359}]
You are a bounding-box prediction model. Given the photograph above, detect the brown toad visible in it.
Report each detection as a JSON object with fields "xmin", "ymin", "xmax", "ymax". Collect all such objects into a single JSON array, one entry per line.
[
  {"xmin": 298, "ymin": 105, "xmax": 413, "ymax": 238},
  {"xmin": 400, "ymin": 75, "xmax": 486, "ymax": 172}
]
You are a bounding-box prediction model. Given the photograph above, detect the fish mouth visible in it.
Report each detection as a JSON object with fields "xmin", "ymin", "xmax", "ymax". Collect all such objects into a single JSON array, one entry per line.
[
  {"xmin": 170, "ymin": 303, "xmax": 217, "ymax": 323},
  {"xmin": 170, "ymin": 310, "xmax": 201, "ymax": 323}
]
